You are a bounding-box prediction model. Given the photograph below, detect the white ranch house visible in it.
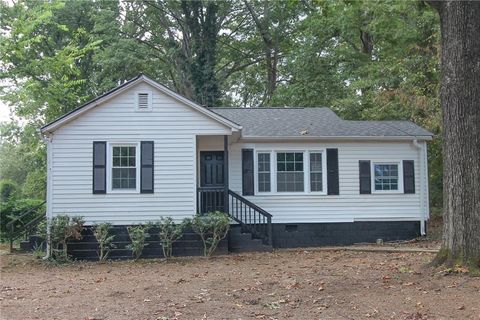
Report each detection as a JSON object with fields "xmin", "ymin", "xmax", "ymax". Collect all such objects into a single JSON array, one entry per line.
[{"xmin": 39, "ymin": 74, "xmax": 433, "ymax": 256}]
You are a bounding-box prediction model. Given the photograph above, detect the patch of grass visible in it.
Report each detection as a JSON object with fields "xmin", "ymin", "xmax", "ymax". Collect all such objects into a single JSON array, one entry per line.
[
  {"xmin": 32, "ymin": 242, "xmax": 45, "ymax": 259},
  {"xmin": 398, "ymin": 266, "xmax": 413, "ymax": 273},
  {"xmin": 264, "ymin": 301, "xmax": 281, "ymax": 310}
]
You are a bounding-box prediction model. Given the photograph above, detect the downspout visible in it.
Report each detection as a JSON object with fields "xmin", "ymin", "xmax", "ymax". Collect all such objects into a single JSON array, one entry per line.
[
  {"xmin": 412, "ymin": 138, "xmax": 427, "ymax": 236},
  {"xmin": 39, "ymin": 129, "xmax": 53, "ymax": 259}
]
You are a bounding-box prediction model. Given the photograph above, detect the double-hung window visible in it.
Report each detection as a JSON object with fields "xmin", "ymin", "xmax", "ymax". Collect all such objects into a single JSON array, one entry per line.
[
  {"xmin": 257, "ymin": 153, "xmax": 271, "ymax": 192},
  {"xmin": 373, "ymin": 163, "xmax": 399, "ymax": 191},
  {"xmin": 111, "ymin": 145, "xmax": 137, "ymax": 190},
  {"xmin": 276, "ymin": 152, "xmax": 304, "ymax": 192},
  {"xmin": 309, "ymin": 152, "xmax": 323, "ymax": 192}
]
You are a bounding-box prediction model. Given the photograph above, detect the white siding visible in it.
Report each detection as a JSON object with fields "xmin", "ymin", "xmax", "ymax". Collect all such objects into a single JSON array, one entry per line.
[
  {"xmin": 227, "ymin": 140, "xmax": 428, "ymax": 224},
  {"xmin": 49, "ymin": 82, "xmax": 429, "ymax": 225},
  {"xmin": 50, "ymin": 82, "xmax": 231, "ymax": 224}
]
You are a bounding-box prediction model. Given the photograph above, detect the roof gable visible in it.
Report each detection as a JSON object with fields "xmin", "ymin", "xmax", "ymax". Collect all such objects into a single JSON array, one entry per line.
[{"xmin": 40, "ymin": 75, "xmax": 241, "ymax": 134}]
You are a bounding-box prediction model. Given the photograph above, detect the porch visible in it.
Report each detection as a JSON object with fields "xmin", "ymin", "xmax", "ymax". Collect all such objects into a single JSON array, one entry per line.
[{"xmin": 195, "ymin": 135, "xmax": 273, "ymax": 247}]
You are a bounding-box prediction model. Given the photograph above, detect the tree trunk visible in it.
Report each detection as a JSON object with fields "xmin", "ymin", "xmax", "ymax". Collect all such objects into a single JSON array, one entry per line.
[
  {"xmin": 429, "ymin": 1, "xmax": 480, "ymax": 267},
  {"xmin": 244, "ymin": 0, "xmax": 278, "ymax": 105}
]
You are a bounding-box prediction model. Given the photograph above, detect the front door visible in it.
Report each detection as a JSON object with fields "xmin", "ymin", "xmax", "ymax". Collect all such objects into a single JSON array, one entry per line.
[{"xmin": 199, "ymin": 151, "xmax": 225, "ymax": 213}]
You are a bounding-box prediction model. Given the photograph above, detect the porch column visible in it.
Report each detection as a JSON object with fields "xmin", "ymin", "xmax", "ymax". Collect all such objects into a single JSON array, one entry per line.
[{"xmin": 224, "ymin": 135, "xmax": 229, "ymax": 214}]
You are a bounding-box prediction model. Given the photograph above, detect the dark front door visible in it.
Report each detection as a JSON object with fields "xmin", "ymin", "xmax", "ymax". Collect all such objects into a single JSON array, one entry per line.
[{"xmin": 199, "ymin": 151, "xmax": 225, "ymax": 213}]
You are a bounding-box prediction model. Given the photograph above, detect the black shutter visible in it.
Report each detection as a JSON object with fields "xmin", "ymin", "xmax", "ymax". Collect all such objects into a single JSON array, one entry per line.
[
  {"xmin": 327, "ymin": 148, "xmax": 339, "ymax": 195},
  {"xmin": 93, "ymin": 141, "xmax": 106, "ymax": 194},
  {"xmin": 359, "ymin": 160, "xmax": 371, "ymax": 194},
  {"xmin": 403, "ymin": 160, "xmax": 415, "ymax": 194},
  {"xmin": 242, "ymin": 149, "xmax": 254, "ymax": 196},
  {"xmin": 141, "ymin": 141, "xmax": 154, "ymax": 193}
]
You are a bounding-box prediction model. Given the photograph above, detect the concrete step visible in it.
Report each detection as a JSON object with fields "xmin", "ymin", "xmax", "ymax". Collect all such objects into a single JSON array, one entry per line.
[{"xmin": 228, "ymin": 228, "xmax": 273, "ymax": 252}]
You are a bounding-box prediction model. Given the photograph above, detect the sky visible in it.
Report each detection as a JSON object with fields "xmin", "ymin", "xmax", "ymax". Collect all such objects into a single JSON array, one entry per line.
[{"xmin": 0, "ymin": 100, "xmax": 10, "ymax": 122}]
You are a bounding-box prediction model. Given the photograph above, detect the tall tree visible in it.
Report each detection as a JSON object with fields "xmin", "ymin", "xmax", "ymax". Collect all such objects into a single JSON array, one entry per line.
[
  {"xmin": 428, "ymin": 1, "xmax": 480, "ymax": 266},
  {"xmin": 181, "ymin": 0, "xmax": 220, "ymax": 106}
]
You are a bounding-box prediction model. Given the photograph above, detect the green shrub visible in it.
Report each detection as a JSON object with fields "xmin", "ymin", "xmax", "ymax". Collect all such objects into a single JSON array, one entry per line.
[
  {"xmin": 0, "ymin": 179, "xmax": 19, "ymax": 202},
  {"xmin": 45, "ymin": 215, "xmax": 85, "ymax": 263},
  {"xmin": 157, "ymin": 217, "xmax": 184, "ymax": 259},
  {"xmin": 0, "ymin": 198, "xmax": 45, "ymax": 241},
  {"xmin": 127, "ymin": 225, "xmax": 150, "ymax": 260},
  {"xmin": 93, "ymin": 223, "xmax": 116, "ymax": 262},
  {"xmin": 187, "ymin": 211, "xmax": 230, "ymax": 257}
]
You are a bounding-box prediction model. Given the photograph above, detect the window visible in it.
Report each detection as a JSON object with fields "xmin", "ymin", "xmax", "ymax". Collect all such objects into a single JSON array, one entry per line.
[
  {"xmin": 373, "ymin": 163, "xmax": 399, "ymax": 191},
  {"xmin": 112, "ymin": 146, "xmax": 137, "ymax": 190},
  {"xmin": 257, "ymin": 153, "xmax": 271, "ymax": 192},
  {"xmin": 135, "ymin": 92, "xmax": 152, "ymax": 111},
  {"xmin": 276, "ymin": 152, "xmax": 304, "ymax": 192},
  {"xmin": 310, "ymin": 152, "xmax": 323, "ymax": 192}
]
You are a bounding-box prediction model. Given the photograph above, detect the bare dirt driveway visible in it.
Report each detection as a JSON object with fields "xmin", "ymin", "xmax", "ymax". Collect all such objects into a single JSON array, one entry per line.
[{"xmin": 1, "ymin": 248, "xmax": 479, "ymax": 320}]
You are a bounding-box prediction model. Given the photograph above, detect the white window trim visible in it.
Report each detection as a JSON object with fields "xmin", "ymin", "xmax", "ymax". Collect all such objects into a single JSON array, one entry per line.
[
  {"xmin": 107, "ymin": 142, "xmax": 141, "ymax": 194},
  {"xmin": 254, "ymin": 149, "xmax": 327, "ymax": 196},
  {"xmin": 308, "ymin": 150, "xmax": 328, "ymax": 195},
  {"xmin": 371, "ymin": 161, "xmax": 403, "ymax": 194},
  {"xmin": 254, "ymin": 150, "xmax": 274, "ymax": 195},
  {"xmin": 135, "ymin": 91, "xmax": 153, "ymax": 111},
  {"xmin": 256, "ymin": 151, "xmax": 272, "ymax": 193}
]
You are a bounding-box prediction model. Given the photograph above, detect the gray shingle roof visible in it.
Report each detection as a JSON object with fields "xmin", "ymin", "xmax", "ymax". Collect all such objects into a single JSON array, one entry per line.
[{"xmin": 209, "ymin": 107, "xmax": 433, "ymax": 138}]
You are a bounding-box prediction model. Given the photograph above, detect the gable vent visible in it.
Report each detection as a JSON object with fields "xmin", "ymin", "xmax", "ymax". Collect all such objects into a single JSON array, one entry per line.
[{"xmin": 138, "ymin": 93, "xmax": 149, "ymax": 108}]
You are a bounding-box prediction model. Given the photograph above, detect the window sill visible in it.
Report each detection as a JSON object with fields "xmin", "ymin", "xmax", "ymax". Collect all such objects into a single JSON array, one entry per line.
[
  {"xmin": 255, "ymin": 192, "xmax": 328, "ymax": 196},
  {"xmin": 108, "ymin": 190, "xmax": 140, "ymax": 194},
  {"xmin": 371, "ymin": 190, "xmax": 403, "ymax": 195}
]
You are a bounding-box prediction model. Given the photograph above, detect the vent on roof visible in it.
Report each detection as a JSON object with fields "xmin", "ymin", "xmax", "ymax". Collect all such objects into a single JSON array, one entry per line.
[{"xmin": 136, "ymin": 92, "xmax": 152, "ymax": 111}]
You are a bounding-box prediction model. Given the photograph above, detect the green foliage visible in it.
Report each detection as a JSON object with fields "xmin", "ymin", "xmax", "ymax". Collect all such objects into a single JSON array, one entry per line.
[
  {"xmin": 0, "ymin": 179, "xmax": 18, "ymax": 202},
  {"xmin": 92, "ymin": 223, "xmax": 116, "ymax": 262},
  {"xmin": 0, "ymin": 198, "xmax": 45, "ymax": 241},
  {"xmin": 0, "ymin": 0, "xmax": 443, "ymax": 212},
  {"xmin": 22, "ymin": 170, "xmax": 47, "ymax": 200},
  {"xmin": 186, "ymin": 211, "xmax": 230, "ymax": 257},
  {"xmin": 126, "ymin": 225, "xmax": 150, "ymax": 260},
  {"xmin": 45, "ymin": 215, "xmax": 85, "ymax": 263},
  {"xmin": 157, "ymin": 217, "xmax": 185, "ymax": 259},
  {"xmin": 32, "ymin": 242, "xmax": 46, "ymax": 259}
]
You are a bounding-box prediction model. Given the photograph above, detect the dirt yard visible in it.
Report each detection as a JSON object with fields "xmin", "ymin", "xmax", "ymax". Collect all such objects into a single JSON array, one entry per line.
[{"xmin": 1, "ymin": 245, "xmax": 479, "ymax": 320}]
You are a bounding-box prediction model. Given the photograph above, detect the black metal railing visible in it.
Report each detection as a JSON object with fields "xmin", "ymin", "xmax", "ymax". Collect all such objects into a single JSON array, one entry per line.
[
  {"xmin": 5, "ymin": 201, "xmax": 46, "ymax": 252},
  {"xmin": 197, "ymin": 187, "xmax": 226, "ymax": 214},
  {"xmin": 228, "ymin": 190, "xmax": 272, "ymax": 246},
  {"xmin": 197, "ymin": 188, "xmax": 273, "ymax": 246}
]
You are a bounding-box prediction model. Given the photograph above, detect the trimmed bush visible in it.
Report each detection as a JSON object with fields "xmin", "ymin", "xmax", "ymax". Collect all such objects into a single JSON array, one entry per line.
[
  {"xmin": 157, "ymin": 217, "xmax": 185, "ymax": 259},
  {"xmin": 44, "ymin": 215, "xmax": 85, "ymax": 262},
  {"xmin": 93, "ymin": 223, "xmax": 116, "ymax": 262},
  {"xmin": 186, "ymin": 211, "xmax": 230, "ymax": 257},
  {"xmin": 127, "ymin": 225, "xmax": 150, "ymax": 260}
]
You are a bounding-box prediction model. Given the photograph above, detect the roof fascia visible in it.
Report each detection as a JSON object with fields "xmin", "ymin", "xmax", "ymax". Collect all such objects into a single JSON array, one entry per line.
[{"xmin": 239, "ymin": 135, "xmax": 433, "ymax": 142}]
